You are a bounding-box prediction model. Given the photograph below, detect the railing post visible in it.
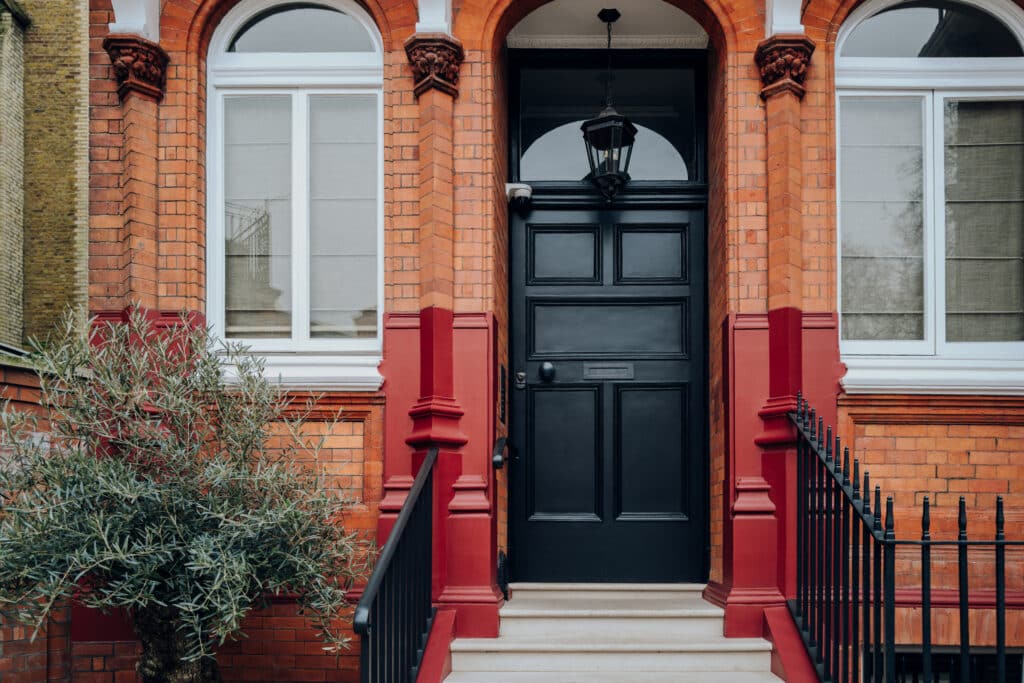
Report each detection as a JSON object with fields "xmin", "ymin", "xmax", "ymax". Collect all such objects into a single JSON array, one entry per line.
[
  {"xmin": 996, "ymin": 496, "xmax": 1006, "ymax": 683},
  {"xmin": 883, "ymin": 496, "xmax": 895, "ymax": 683},
  {"xmin": 921, "ymin": 496, "xmax": 932, "ymax": 683}
]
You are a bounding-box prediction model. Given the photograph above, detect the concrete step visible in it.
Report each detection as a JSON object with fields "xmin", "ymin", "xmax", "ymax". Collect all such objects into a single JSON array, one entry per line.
[
  {"xmin": 508, "ymin": 583, "xmax": 707, "ymax": 603},
  {"xmin": 445, "ymin": 672, "xmax": 782, "ymax": 682},
  {"xmin": 449, "ymin": 639, "xmax": 773, "ymax": 673}
]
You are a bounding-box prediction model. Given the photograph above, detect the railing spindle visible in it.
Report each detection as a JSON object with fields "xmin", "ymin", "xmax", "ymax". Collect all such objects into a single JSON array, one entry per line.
[
  {"xmin": 863, "ymin": 473, "xmax": 873, "ymax": 683},
  {"xmin": 851, "ymin": 458, "xmax": 861, "ymax": 683},
  {"xmin": 873, "ymin": 487, "xmax": 883, "ymax": 683}
]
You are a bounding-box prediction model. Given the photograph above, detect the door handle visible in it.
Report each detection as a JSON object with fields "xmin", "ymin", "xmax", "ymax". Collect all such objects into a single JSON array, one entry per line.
[{"xmin": 539, "ymin": 361, "xmax": 556, "ymax": 382}]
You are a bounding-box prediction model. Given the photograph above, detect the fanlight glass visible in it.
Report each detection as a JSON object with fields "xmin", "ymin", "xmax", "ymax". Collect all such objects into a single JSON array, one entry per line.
[
  {"xmin": 229, "ymin": 4, "xmax": 375, "ymax": 53},
  {"xmin": 842, "ymin": 1, "xmax": 1023, "ymax": 57}
]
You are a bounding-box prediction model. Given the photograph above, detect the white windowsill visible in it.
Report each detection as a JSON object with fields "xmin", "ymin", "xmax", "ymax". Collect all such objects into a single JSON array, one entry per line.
[
  {"xmin": 224, "ymin": 354, "xmax": 383, "ymax": 392},
  {"xmin": 841, "ymin": 356, "xmax": 1024, "ymax": 396}
]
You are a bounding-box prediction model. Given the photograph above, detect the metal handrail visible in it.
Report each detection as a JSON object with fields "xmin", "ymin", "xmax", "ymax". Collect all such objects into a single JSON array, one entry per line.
[
  {"xmin": 790, "ymin": 395, "xmax": 1024, "ymax": 682},
  {"xmin": 354, "ymin": 446, "xmax": 438, "ymax": 683}
]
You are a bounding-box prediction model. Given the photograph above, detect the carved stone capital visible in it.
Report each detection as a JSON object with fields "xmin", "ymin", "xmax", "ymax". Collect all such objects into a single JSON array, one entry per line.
[
  {"xmin": 404, "ymin": 32, "xmax": 464, "ymax": 98},
  {"xmin": 755, "ymin": 34, "xmax": 815, "ymax": 100},
  {"xmin": 103, "ymin": 34, "xmax": 169, "ymax": 102}
]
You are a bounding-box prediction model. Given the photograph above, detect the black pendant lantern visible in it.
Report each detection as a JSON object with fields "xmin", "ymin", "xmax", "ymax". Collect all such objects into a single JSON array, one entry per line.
[{"xmin": 582, "ymin": 8, "xmax": 636, "ymax": 202}]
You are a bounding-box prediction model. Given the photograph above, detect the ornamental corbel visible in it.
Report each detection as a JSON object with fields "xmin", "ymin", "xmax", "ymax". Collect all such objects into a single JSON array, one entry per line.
[
  {"xmin": 755, "ymin": 34, "xmax": 815, "ymax": 100},
  {"xmin": 103, "ymin": 33, "xmax": 169, "ymax": 102},
  {"xmin": 404, "ymin": 33, "xmax": 464, "ymax": 98}
]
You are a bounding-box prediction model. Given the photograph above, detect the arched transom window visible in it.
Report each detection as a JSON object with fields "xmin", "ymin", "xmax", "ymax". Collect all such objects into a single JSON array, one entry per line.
[
  {"xmin": 836, "ymin": 0, "xmax": 1024, "ymax": 393},
  {"xmin": 207, "ymin": 0, "xmax": 383, "ymax": 389}
]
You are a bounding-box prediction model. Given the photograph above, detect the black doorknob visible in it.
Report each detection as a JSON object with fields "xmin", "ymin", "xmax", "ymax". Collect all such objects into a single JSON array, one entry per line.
[{"xmin": 539, "ymin": 361, "xmax": 556, "ymax": 382}]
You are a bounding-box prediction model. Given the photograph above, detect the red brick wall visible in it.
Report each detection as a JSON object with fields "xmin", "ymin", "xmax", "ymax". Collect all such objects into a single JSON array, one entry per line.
[{"xmin": 0, "ymin": 609, "xmax": 70, "ymax": 683}]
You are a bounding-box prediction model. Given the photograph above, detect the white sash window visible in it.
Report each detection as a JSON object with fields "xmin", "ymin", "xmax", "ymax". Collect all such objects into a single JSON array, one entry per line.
[
  {"xmin": 207, "ymin": 1, "xmax": 384, "ymax": 389},
  {"xmin": 837, "ymin": 0, "xmax": 1024, "ymax": 394}
]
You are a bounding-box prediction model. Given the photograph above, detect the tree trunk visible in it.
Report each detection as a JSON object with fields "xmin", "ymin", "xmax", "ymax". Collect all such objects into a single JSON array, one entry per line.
[{"xmin": 135, "ymin": 607, "xmax": 222, "ymax": 683}]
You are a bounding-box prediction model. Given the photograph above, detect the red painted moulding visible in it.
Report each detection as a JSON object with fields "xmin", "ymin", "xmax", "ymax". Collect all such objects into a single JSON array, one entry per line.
[
  {"xmin": 709, "ymin": 312, "xmax": 841, "ymax": 638},
  {"xmin": 416, "ymin": 608, "xmax": 457, "ymax": 683},
  {"xmin": 764, "ymin": 605, "xmax": 818, "ymax": 682},
  {"xmin": 383, "ymin": 310, "xmax": 502, "ymax": 639}
]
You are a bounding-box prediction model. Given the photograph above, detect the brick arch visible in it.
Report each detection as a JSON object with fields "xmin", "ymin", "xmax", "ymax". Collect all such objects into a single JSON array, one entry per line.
[{"xmin": 444, "ymin": 0, "xmax": 765, "ymax": 588}]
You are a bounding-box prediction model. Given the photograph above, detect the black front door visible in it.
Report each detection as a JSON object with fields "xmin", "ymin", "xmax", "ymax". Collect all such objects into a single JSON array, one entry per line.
[{"xmin": 510, "ymin": 205, "xmax": 707, "ymax": 582}]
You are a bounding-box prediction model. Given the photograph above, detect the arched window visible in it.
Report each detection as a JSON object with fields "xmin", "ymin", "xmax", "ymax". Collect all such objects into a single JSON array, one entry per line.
[
  {"xmin": 207, "ymin": 0, "xmax": 383, "ymax": 389},
  {"xmin": 836, "ymin": 0, "xmax": 1024, "ymax": 393}
]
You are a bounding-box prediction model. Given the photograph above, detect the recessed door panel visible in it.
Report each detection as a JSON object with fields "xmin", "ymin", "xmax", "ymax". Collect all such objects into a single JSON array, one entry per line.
[
  {"xmin": 617, "ymin": 226, "xmax": 688, "ymax": 282},
  {"xmin": 530, "ymin": 227, "xmax": 600, "ymax": 282},
  {"xmin": 532, "ymin": 301, "xmax": 686, "ymax": 357},
  {"xmin": 617, "ymin": 385, "xmax": 688, "ymax": 519},
  {"xmin": 529, "ymin": 387, "xmax": 601, "ymax": 520}
]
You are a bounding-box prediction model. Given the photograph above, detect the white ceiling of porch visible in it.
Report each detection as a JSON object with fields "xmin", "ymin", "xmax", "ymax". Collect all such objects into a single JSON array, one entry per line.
[{"xmin": 506, "ymin": 0, "xmax": 708, "ymax": 49}]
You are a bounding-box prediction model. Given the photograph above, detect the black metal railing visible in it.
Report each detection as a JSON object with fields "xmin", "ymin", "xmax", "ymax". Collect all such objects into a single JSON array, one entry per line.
[
  {"xmin": 791, "ymin": 396, "xmax": 1023, "ymax": 683},
  {"xmin": 354, "ymin": 446, "xmax": 438, "ymax": 683}
]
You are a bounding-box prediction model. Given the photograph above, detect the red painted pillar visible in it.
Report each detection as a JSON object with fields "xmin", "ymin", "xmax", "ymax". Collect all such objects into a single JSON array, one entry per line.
[
  {"xmin": 403, "ymin": 33, "xmax": 502, "ymax": 637},
  {"xmin": 721, "ymin": 35, "xmax": 815, "ymax": 637}
]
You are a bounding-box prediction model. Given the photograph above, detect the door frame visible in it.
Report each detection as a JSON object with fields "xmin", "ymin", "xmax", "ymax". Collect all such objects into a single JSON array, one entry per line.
[{"xmin": 506, "ymin": 47, "xmax": 712, "ymax": 582}]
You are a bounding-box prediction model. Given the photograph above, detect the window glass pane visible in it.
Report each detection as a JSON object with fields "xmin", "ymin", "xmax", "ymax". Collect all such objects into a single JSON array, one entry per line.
[
  {"xmin": 944, "ymin": 99, "xmax": 1024, "ymax": 341},
  {"xmin": 842, "ymin": 1, "xmax": 1023, "ymax": 57},
  {"xmin": 517, "ymin": 65, "xmax": 697, "ymax": 181},
  {"xmin": 229, "ymin": 5, "xmax": 375, "ymax": 53},
  {"xmin": 840, "ymin": 96, "xmax": 926, "ymax": 340},
  {"xmin": 224, "ymin": 96, "xmax": 292, "ymax": 339},
  {"xmin": 309, "ymin": 94, "xmax": 378, "ymax": 338}
]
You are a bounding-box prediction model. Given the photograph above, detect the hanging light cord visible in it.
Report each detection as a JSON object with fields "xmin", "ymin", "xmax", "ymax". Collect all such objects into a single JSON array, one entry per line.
[{"xmin": 604, "ymin": 20, "xmax": 613, "ymax": 108}]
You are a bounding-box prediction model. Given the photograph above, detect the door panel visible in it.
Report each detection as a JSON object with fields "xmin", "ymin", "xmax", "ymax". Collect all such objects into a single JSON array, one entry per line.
[{"xmin": 510, "ymin": 206, "xmax": 707, "ymax": 582}]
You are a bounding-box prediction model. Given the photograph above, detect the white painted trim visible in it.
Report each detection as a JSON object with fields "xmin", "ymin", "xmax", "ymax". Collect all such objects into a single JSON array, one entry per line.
[
  {"xmin": 765, "ymin": 0, "xmax": 804, "ymax": 36},
  {"xmin": 415, "ymin": 0, "xmax": 451, "ymax": 34},
  {"xmin": 505, "ymin": 34, "xmax": 709, "ymax": 50},
  {"xmin": 109, "ymin": 0, "xmax": 159, "ymax": 42},
  {"xmin": 837, "ymin": 59, "xmax": 1024, "ymax": 90},
  {"xmin": 224, "ymin": 354, "xmax": 384, "ymax": 391},
  {"xmin": 842, "ymin": 357, "xmax": 1024, "ymax": 395}
]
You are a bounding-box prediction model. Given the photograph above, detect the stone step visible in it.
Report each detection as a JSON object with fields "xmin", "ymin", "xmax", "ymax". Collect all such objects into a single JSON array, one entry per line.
[
  {"xmin": 449, "ymin": 639, "xmax": 773, "ymax": 673},
  {"xmin": 499, "ymin": 608, "xmax": 723, "ymax": 640},
  {"xmin": 508, "ymin": 582, "xmax": 707, "ymax": 603},
  {"xmin": 445, "ymin": 671, "xmax": 782, "ymax": 682}
]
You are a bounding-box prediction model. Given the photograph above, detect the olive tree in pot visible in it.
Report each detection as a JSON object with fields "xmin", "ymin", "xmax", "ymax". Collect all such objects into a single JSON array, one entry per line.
[{"xmin": 0, "ymin": 308, "xmax": 366, "ymax": 683}]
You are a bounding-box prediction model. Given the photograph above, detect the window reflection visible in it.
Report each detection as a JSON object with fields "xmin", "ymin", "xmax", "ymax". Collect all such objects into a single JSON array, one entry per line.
[
  {"xmin": 521, "ymin": 121, "xmax": 688, "ymax": 181},
  {"xmin": 229, "ymin": 5, "xmax": 375, "ymax": 53},
  {"xmin": 842, "ymin": 1, "xmax": 1023, "ymax": 57}
]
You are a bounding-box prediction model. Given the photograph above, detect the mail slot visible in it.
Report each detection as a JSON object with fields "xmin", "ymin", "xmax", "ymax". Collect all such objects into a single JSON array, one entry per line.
[{"xmin": 583, "ymin": 362, "xmax": 635, "ymax": 380}]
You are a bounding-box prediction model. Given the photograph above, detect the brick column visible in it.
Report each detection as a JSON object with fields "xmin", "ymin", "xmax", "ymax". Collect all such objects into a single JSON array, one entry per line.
[
  {"xmin": 720, "ymin": 35, "xmax": 815, "ymax": 637},
  {"xmin": 404, "ymin": 33, "xmax": 502, "ymax": 637},
  {"xmin": 102, "ymin": 34, "xmax": 167, "ymax": 313}
]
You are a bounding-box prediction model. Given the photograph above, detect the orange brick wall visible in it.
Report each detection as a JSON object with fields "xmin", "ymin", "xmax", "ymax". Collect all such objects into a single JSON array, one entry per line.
[{"xmin": 839, "ymin": 396, "xmax": 1024, "ymax": 645}]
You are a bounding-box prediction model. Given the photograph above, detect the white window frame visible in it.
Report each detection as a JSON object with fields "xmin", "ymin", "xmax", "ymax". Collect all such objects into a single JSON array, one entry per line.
[
  {"xmin": 836, "ymin": 0, "xmax": 1024, "ymax": 394},
  {"xmin": 207, "ymin": 0, "xmax": 384, "ymax": 390}
]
